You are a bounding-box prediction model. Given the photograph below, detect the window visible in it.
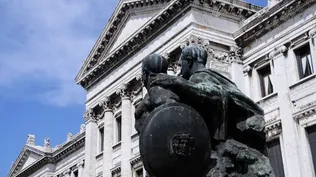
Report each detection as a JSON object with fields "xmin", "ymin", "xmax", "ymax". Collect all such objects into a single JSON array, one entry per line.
[
  {"xmin": 267, "ymin": 139, "xmax": 285, "ymax": 177},
  {"xmin": 135, "ymin": 168, "xmax": 143, "ymax": 177},
  {"xmin": 99, "ymin": 127, "xmax": 104, "ymax": 152},
  {"xmin": 258, "ymin": 65, "xmax": 274, "ymax": 98},
  {"xmin": 295, "ymin": 44, "xmax": 314, "ymax": 79},
  {"xmin": 307, "ymin": 125, "xmax": 316, "ymax": 175},
  {"xmin": 116, "ymin": 116, "xmax": 122, "ymax": 143}
]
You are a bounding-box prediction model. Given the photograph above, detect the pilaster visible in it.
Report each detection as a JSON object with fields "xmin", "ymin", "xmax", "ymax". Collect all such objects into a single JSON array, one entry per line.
[
  {"xmin": 243, "ymin": 65, "xmax": 252, "ymax": 97},
  {"xmin": 77, "ymin": 160, "xmax": 84, "ymax": 177},
  {"xmin": 83, "ymin": 108, "xmax": 98, "ymax": 177},
  {"xmin": 117, "ymin": 84, "xmax": 133, "ymax": 177},
  {"xmin": 269, "ymin": 45, "xmax": 303, "ymax": 177},
  {"xmin": 99, "ymin": 97, "xmax": 114, "ymax": 177}
]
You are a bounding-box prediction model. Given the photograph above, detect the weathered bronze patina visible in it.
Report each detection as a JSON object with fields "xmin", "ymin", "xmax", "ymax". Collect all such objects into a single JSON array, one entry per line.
[{"xmin": 135, "ymin": 46, "xmax": 275, "ymax": 177}]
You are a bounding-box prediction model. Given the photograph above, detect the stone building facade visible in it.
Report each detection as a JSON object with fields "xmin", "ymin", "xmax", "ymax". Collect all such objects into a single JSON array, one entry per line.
[{"xmin": 7, "ymin": 0, "xmax": 316, "ymax": 177}]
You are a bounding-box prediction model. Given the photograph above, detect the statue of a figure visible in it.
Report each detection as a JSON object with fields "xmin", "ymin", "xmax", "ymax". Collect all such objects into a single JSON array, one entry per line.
[
  {"xmin": 135, "ymin": 46, "xmax": 275, "ymax": 177},
  {"xmin": 151, "ymin": 45, "xmax": 266, "ymax": 153}
]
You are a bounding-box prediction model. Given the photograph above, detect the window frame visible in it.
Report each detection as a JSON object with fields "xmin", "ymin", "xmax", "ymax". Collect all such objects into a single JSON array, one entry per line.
[
  {"xmin": 256, "ymin": 63, "xmax": 274, "ymax": 98},
  {"xmin": 294, "ymin": 42, "xmax": 314, "ymax": 80}
]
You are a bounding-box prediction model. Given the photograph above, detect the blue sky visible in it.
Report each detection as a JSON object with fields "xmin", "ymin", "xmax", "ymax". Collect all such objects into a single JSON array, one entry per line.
[{"xmin": 0, "ymin": 0, "xmax": 266, "ymax": 176}]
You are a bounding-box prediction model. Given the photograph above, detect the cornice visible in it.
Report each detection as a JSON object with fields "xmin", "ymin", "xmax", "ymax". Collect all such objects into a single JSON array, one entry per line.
[
  {"xmin": 294, "ymin": 105, "xmax": 316, "ymax": 120},
  {"xmin": 7, "ymin": 146, "xmax": 44, "ymax": 177},
  {"xmin": 235, "ymin": 0, "xmax": 316, "ymax": 47},
  {"xmin": 265, "ymin": 119, "xmax": 282, "ymax": 140},
  {"xmin": 13, "ymin": 133, "xmax": 85, "ymax": 177},
  {"xmin": 76, "ymin": 0, "xmax": 171, "ymax": 82},
  {"xmin": 111, "ymin": 164, "xmax": 121, "ymax": 175},
  {"xmin": 77, "ymin": 0, "xmax": 259, "ymax": 89}
]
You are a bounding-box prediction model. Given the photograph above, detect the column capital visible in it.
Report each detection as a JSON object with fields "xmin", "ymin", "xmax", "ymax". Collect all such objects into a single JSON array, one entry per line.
[
  {"xmin": 63, "ymin": 169, "xmax": 71, "ymax": 176},
  {"xmin": 309, "ymin": 28, "xmax": 316, "ymax": 38},
  {"xmin": 77, "ymin": 160, "xmax": 85, "ymax": 168},
  {"xmin": 269, "ymin": 45, "xmax": 288, "ymax": 59},
  {"xmin": 116, "ymin": 84, "xmax": 131, "ymax": 100},
  {"xmin": 243, "ymin": 65, "xmax": 252, "ymax": 75},
  {"xmin": 99, "ymin": 97, "xmax": 113, "ymax": 113},
  {"xmin": 84, "ymin": 108, "xmax": 97, "ymax": 123}
]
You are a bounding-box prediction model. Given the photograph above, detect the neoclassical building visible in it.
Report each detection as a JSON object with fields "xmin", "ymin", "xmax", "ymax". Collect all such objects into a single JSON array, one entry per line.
[{"xmin": 8, "ymin": 0, "xmax": 316, "ymax": 177}]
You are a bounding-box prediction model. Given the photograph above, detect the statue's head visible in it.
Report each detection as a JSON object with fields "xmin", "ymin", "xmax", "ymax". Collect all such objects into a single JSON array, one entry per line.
[
  {"xmin": 179, "ymin": 45, "xmax": 208, "ymax": 79},
  {"xmin": 142, "ymin": 54, "xmax": 168, "ymax": 88}
]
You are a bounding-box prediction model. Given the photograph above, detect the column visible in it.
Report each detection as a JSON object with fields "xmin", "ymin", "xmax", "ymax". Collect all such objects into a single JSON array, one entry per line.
[
  {"xmin": 101, "ymin": 97, "xmax": 114, "ymax": 177},
  {"xmin": 270, "ymin": 46, "xmax": 303, "ymax": 177},
  {"xmin": 119, "ymin": 84, "xmax": 133, "ymax": 177},
  {"xmin": 70, "ymin": 171, "xmax": 75, "ymax": 177},
  {"xmin": 231, "ymin": 60, "xmax": 245, "ymax": 93},
  {"xmin": 243, "ymin": 65, "xmax": 252, "ymax": 98},
  {"xmin": 83, "ymin": 109, "xmax": 98, "ymax": 177},
  {"xmin": 77, "ymin": 160, "xmax": 84, "ymax": 177},
  {"xmin": 63, "ymin": 169, "xmax": 71, "ymax": 177}
]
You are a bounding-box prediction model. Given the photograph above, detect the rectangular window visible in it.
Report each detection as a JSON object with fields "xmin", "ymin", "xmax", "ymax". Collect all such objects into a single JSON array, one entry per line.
[
  {"xmin": 258, "ymin": 65, "xmax": 274, "ymax": 98},
  {"xmin": 267, "ymin": 139, "xmax": 285, "ymax": 177},
  {"xmin": 99, "ymin": 127, "xmax": 104, "ymax": 152},
  {"xmin": 295, "ymin": 44, "xmax": 314, "ymax": 79},
  {"xmin": 135, "ymin": 168, "xmax": 143, "ymax": 177},
  {"xmin": 116, "ymin": 116, "xmax": 122, "ymax": 143},
  {"xmin": 307, "ymin": 125, "xmax": 316, "ymax": 175}
]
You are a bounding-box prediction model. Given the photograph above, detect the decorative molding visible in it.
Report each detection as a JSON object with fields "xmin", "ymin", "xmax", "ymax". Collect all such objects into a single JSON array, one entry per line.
[
  {"xmin": 236, "ymin": 0, "xmax": 316, "ymax": 47},
  {"xmin": 63, "ymin": 169, "xmax": 71, "ymax": 176},
  {"xmin": 83, "ymin": 108, "xmax": 97, "ymax": 122},
  {"xmin": 99, "ymin": 97, "xmax": 114, "ymax": 113},
  {"xmin": 26, "ymin": 134, "xmax": 35, "ymax": 146},
  {"xmin": 77, "ymin": 0, "xmax": 259, "ymax": 89},
  {"xmin": 243, "ymin": 65, "xmax": 252, "ymax": 75},
  {"xmin": 116, "ymin": 84, "xmax": 132, "ymax": 100},
  {"xmin": 290, "ymin": 74, "xmax": 316, "ymax": 95},
  {"xmin": 180, "ymin": 35, "xmax": 242, "ymax": 64},
  {"xmin": 265, "ymin": 119, "xmax": 282, "ymax": 140},
  {"xmin": 130, "ymin": 155, "xmax": 142, "ymax": 168},
  {"xmin": 268, "ymin": 45, "xmax": 288, "ymax": 59},
  {"xmin": 111, "ymin": 164, "xmax": 121, "ymax": 175},
  {"xmin": 294, "ymin": 106, "xmax": 316, "ymax": 120},
  {"xmin": 11, "ymin": 133, "xmax": 85, "ymax": 177},
  {"xmin": 309, "ymin": 28, "xmax": 316, "ymax": 38},
  {"xmin": 131, "ymin": 133, "xmax": 139, "ymax": 142},
  {"xmin": 257, "ymin": 93, "xmax": 278, "ymax": 109},
  {"xmin": 77, "ymin": 160, "xmax": 84, "ymax": 168}
]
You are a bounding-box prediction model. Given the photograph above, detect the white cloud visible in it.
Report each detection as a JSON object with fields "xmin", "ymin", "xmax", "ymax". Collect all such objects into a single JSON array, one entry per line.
[{"xmin": 0, "ymin": 0, "xmax": 119, "ymax": 106}]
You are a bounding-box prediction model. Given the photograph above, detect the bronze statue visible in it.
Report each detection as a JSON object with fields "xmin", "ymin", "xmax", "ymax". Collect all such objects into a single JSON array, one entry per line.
[{"xmin": 135, "ymin": 46, "xmax": 275, "ymax": 177}]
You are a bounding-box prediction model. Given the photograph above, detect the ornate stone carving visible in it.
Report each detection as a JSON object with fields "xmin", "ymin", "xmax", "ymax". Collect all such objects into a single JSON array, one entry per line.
[
  {"xmin": 67, "ymin": 133, "xmax": 73, "ymax": 142},
  {"xmin": 180, "ymin": 35, "xmax": 242, "ymax": 64},
  {"xmin": 294, "ymin": 107, "xmax": 316, "ymax": 120},
  {"xmin": 26, "ymin": 134, "xmax": 35, "ymax": 146},
  {"xmin": 265, "ymin": 121, "xmax": 282, "ymax": 140},
  {"xmin": 99, "ymin": 97, "xmax": 113, "ymax": 112},
  {"xmin": 243, "ymin": 65, "xmax": 252, "ymax": 75},
  {"xmin": 84, "ymin": 108, "xmax": 97, "ymax": 122},
  {"xmin": 80, "ymin": 124, "xmax": 86, "ymax": 133},
  {"xmin": 171, "ymin": 132, "xmax": 195, "ymax": 157},
  {"xmin": 77, "ymin": 160, "xmax": 85, "ymax": 168},
  {"xmin": 44, "ymin": 138, "xmax": 50, "ymax": 148},
  {"xmin": 269, "ymin": 45, "xmax": 288, "ymax": 59},
  {"xmin": 116, "ymin": 84, "xmax": 131, "ymax": 100},
  {"xmin": 63, "ymin": 169, "xmax": 71, "ymax": 176},
  {"xmin": 309, "ymin": 28, "xmax": 316, "ymax": 38}
]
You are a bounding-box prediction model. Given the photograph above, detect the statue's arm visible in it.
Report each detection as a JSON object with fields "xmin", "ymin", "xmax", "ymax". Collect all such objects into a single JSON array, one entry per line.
[{"xmin": 150, "ymin": 73, "xmax": 221, "ymax": 103}]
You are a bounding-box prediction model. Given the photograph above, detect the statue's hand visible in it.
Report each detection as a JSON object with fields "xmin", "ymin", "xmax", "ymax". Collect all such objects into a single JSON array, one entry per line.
[{"xmin": 150, "ymin": 73, "xmax": 181, "ymax": 89}]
